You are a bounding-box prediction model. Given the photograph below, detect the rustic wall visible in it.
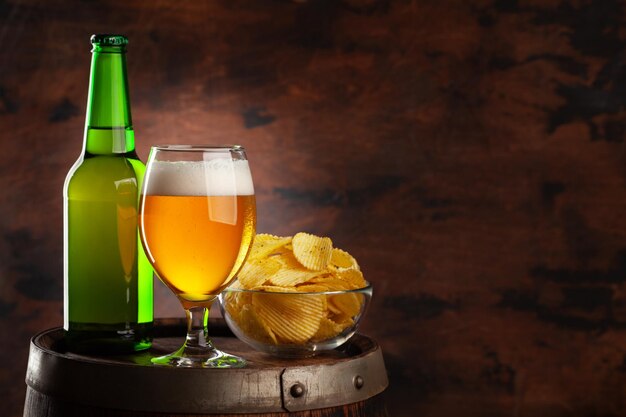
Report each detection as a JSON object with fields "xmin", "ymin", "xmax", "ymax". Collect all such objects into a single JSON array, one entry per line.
[{"xmin": 2, "ymin": 0, "xmax": 626, "ymax": 416}]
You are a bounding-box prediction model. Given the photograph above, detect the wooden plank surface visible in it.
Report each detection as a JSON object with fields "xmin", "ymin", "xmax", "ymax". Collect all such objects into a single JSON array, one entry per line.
[{"xmin": 2, "ymin": 1, "xmax": 626, "ymax": 416}]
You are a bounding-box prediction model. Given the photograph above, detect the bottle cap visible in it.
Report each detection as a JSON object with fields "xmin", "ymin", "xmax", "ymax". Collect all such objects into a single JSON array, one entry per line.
[{"xmin": 90, "ymin": 34, "xmax": 128, "ymax": 47}]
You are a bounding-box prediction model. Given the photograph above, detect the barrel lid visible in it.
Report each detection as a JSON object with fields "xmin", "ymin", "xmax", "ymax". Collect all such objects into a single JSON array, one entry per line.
[{"xmin": 25, "ymin": 319, "xmax": 388, "ymax": 413}]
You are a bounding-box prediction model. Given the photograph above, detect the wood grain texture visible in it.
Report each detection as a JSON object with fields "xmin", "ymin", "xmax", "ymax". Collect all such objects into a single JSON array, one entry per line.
[{"xmin": 2, "ymin": 1, "xmax": 626, "ymax": 416}]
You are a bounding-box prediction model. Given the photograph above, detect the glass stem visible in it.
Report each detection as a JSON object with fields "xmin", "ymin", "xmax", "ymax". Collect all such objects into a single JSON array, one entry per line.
[{"xmin": 184, "ymin": 305, "xmax": 214, "ymax": 352}]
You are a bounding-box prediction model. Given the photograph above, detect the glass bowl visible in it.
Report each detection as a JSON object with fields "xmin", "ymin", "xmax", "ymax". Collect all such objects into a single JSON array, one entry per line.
[{"xmin": 219, "ymin": 284, "xmax": 372, "ymax": 357}]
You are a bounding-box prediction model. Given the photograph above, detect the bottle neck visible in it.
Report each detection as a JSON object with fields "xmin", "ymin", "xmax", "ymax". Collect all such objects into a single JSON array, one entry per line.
[{"xmin": 84, "ymin": 48, "xmax": 136, "ymax": 155}]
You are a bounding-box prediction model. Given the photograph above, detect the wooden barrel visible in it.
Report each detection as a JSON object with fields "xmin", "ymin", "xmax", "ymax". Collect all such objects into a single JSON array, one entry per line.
[{"xmin": 24, "ymin": 319, "xmax": 388, "ymax": 416}]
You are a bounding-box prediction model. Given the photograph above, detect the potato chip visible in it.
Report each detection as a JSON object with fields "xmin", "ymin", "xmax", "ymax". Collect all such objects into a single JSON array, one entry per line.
[
  {"xmin": 224, "ymin": 293, "xmax": 242, "ymax": 320},
  {"xmin": 251, "ymin": 285, "xmax": 297, "ymax": 293},
  {"xmin": 308, "ymin": 275, "xmax": 353, "ymax": 291},
  {"xmin": 238, "ymin": 304, "xmax": 277, "ymax": 345},
  {"xmin": 328, "ymin": 292, "xmax": 362, "ymax": 318},
  {"xmin": 229, "ymin": 280, "xmax": 243, "ymax": 289},
  {"xmin": 334, "ymin": 317, "xmax": 355, "ymax": 332},
  {"xmin": 249, "ymin": 234, "xmax": 292, "ymax": 260},
  {"xmin": 295, "ymin": 284, "xmax": 330, "ymax": 293},
  {"xmin": 292, "ymin": 232, "xmax": 333, "ymax": 271},
  {"xmin": 274, "ymin": 250, "xmax": 304, "ymax": 269},
  {"xmin": 330, "ymin": 248, "xmax": 360, "ymax": 270},
  {"xmin": 292, "ymin": 285, "xmax": 328, "ymax": 311},
  {"xmin": 265, "ymin": 252, "xmax": 322, "ymax": 287},
  {"xmin": 311, "ymin": 317, "xmax": 344, "ymax": 341},
  {"xmin": 269, "ymin": 268, "xmax": 322, "ymax": 287},
  {"xmin": 332, "ymin": 268, "xmax": 367, "ymax": 289},
  {"xmin": 252, "ymin": 292, "xmax": 324, "ymax": 343},
  {"xmin": 237, "ymin": 257, "xmax": 282, "ymax": 288},
  {"xmin": 223, "ymin": 289, "xmax": 251, "ymax": 313}
]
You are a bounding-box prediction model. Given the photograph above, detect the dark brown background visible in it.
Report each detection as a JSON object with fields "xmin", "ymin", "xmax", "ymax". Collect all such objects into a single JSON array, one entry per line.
[{"xmin": 2, "ymin": 0, "xmax": 626, "ymax": 416}]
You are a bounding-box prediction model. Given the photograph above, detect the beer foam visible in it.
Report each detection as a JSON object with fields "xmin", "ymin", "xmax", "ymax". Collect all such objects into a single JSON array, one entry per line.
[{"xmin": 144, "ymin": 160, "xmax": 254, "ymax": 196}]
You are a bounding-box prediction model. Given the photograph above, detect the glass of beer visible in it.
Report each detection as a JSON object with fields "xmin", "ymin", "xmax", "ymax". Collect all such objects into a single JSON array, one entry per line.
[{"xmin": 139, "ymin": 145, "xmax": 255, "ymax": 367}]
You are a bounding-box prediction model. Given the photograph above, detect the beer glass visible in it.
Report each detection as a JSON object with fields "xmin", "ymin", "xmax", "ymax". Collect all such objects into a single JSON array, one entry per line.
[{"xmin": 139, "ymin": 145, "xmax": 255, "ymax": 367}]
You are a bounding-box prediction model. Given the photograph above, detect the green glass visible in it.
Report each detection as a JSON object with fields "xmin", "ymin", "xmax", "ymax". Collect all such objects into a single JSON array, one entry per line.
[{"xmin": 63, "ymin": 35, "xmax": 153, "ymax": 353}]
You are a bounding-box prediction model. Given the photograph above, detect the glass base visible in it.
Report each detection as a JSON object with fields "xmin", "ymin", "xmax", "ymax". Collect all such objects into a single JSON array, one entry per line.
[{"xmin": 151, "ymin": 344, "xmax": 246, "ymax": 368}]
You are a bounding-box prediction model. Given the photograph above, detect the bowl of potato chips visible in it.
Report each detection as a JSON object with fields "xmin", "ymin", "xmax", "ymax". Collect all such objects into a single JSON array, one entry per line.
[{"xmin": 219, "ymin": 232, "xmax": 372, "ymax": 357}]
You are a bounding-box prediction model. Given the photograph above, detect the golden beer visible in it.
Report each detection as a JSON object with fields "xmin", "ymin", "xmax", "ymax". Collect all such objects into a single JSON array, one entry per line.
[
  {"xmin": 140, "ymin": 194, "xmax": 255, "ymax": 302},
  {"xmin": 139, "ymin": 158, "xmax": 256, "ymax": 307},
  {"xmin": 139, "ymin": 146, "xmax": 255, "ymax": 367}
]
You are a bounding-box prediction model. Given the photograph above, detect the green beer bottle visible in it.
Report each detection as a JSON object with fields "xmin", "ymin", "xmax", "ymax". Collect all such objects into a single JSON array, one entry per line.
[{"xmin": 63, "ymin": 34, "xmax": 153, "ymax": 353}]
